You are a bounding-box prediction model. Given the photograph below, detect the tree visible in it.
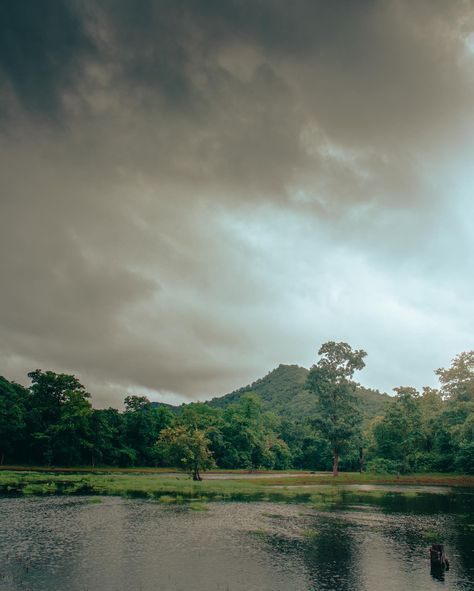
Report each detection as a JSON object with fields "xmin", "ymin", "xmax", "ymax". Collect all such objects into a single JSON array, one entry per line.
[
  {"xmin": 435, "ymin": 352, "xmax": 474, "ymax": 471},
  {"xmin": 26, "ymin": 370, "xmax": 92, "ymax": 465},
  {"xmin": 157, "ymin": 425, "xmax": 215, "ymax": 480},
  {"xmin": 279, "ymin": 418, "xmax": 332, "ymax": 470},
  {"xmin": 0, "ymin": 377, "xmax": 27, "ymax": 465},
  {"xmin": 306, "ymin": 342, "xmax": 366, "ymax": 475},
  {"xmin": 218, "ymin": 394, "xmax": 291, "ymax": 469},
  {"xmin": 123, "ymin": 395, "xmax": 171, "ymax": 465},
  {"xmin": 436, "ymin": 351, "xmax": 474, "ymax": 401},
  {"xmin": 89, "ymin": 408, "xmax": 124, "ymax": 467},
  {"xmin": 370, "ymin": 387, "xmax": 423, "ymax": 472},
  {"xmin": 50, "ymin": 389, "xmax": 93, "ymax": 465}
]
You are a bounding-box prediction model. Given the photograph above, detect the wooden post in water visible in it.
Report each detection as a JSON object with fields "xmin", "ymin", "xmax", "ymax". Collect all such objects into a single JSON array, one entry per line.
[{"xmin": 430, "ymin": 544, "xmax": 449, "ymax": 570}]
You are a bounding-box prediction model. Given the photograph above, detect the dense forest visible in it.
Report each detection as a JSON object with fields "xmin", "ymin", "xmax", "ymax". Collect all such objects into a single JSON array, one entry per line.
[{"xmin": 1, "ymin": 343, "xmax": 473, "ymax": 475}]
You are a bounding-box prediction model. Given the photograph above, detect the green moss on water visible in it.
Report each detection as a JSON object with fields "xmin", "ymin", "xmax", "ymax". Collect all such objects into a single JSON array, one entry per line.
[
  {"xmin": 188, "ymin": 502, "xmax": 209, "ymax": 511},
  {"xmin": 401, "ymin": 491, "xmax": 419, "ymax": 499},
  {"xmin": 158, "ymin": 495, "xmax": 179, "ymax": 504},
  {"xmin": 422, "ymin": 529, "xmax": 443, "ymax": 544}
]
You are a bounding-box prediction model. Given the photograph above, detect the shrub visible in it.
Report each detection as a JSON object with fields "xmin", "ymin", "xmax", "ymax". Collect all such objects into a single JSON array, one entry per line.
[{"xmin": 365, "ymin": 458, "xmax": 401, "ymax": 474}]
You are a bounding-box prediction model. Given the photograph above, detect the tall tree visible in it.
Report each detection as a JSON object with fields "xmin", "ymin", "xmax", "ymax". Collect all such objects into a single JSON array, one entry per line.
[
  {"xmin": 26, "ymin": 370, "xmax": 92, "ymax": 464},
  {"xmin": 123, "ymin": 395, "xmax": 173, "ymax": 465},
  {"xmin": 371, "ymin": 387, "xmax": 423, "ymax": 472},
  {"xmin": 306, "ymin": 342, "xmax": 366, "ymax": 475},
  {"xmin": 436, "ymin": 351, "xmax": 474, "ymax": 402},
  {"xmin": 435, "ymin": 352, "xmax": 474, "ymax": 472},
  {"xmin": 0, "ymin": 377, "xmax": 27, "ymax": 465},
  {"xmin": 51, "ymin": 389, "xmax": 93, "ymax": 465}
]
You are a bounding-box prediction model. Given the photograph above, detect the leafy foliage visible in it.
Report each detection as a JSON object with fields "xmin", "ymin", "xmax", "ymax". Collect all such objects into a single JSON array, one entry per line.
[
  {"xmin": 1, "ymin": 346, "xmax": 474, "ymax": 474},
  {"xmin": 157, "ymin": 426, "xmax": 215, "ymax": 480},
  {"xmin": 208, "ymin": 363, "xmax": 390, "ymax": 422},
  {"xmin": 306, "ymin": 342, "xmax": 367, "ymax": 475}
]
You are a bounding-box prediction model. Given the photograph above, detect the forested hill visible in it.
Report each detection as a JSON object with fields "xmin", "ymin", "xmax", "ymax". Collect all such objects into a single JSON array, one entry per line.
[
  {"xmin": 206, "ymin": 364, "xmax": 391, "ymax": 421},
  {"xmin": 2, "ymin": 350, "xmax": 472, "ymax": 472}
]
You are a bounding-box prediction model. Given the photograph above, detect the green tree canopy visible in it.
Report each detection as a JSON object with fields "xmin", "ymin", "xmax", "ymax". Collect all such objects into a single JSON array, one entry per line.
[
  {"xmin": 436, "ymin": 351, "xmax": 474, "ymax": 402},
  {"xmin": 307, "ymin": 342, "xmax": 367, "ymax": 475},
  {"xmin": 26, "ymin": 370, "xmax": 92, "ymax": 465},
  {"xmin": 157, "ymin": 425, "xmax": 215, "ymax": 480},
  {"xmin": 0, "ymin": 376, "xmax": 27, "ymax": 465}
]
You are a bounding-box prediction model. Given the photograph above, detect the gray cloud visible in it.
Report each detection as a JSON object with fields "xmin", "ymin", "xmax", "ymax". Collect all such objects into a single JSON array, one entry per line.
[
  {"xmin": 1, "ymin": 0, "xmax": 474, "ymax": 405},
  {"xmin": 0, "ymin": 0, "xmax": 95, "ymax": 119}
]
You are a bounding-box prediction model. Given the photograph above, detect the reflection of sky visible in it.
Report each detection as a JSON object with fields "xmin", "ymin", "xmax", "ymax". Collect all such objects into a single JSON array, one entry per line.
[
  {"xmin": 2, "ymin": 493, "xmax": 474, "ymax": 589},
  {"xmin": 1, "ymin": 498, "xmax": 309, "ymax": 591}
]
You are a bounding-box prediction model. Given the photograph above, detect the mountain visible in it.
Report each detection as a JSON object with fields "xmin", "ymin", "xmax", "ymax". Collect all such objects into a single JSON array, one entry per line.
[{"xmin": 206, "ymin": 364, "xmax": 391, "ymax": 422}]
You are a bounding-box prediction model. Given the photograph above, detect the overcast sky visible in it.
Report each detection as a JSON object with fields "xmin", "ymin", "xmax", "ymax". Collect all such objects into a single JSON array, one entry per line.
[{"xmin": 1, "ymin": 0, "xmax": 474, "ymax": 407}]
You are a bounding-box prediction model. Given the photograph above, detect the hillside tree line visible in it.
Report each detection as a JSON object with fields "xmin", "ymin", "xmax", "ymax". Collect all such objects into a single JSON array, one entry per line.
[{"xmin": 1, "ymin": 344, "xmax": 473, "ymax": 475}]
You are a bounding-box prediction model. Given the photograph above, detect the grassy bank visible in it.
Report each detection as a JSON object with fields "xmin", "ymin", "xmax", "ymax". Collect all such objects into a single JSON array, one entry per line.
[
  {"xmin": 0, "ymin": 465, "xmax": 307, "ymax": 475},
  {"xmin": 0, "ymin": 469, "xmax": 473, "ymax": 505},
  {"xmin": 257, "ymin": 472, "xmax": 474, "ymax": 487},
  {"xmin": 0, "ymin": 470, "xmax": 282, "ymax": 502}
]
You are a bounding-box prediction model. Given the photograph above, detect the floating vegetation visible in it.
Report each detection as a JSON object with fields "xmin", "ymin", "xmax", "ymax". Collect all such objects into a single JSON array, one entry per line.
[
  {"xmin": 302, "ymin": 529, "xmax": 320, "ymax": 540},
  {"xmin": 188, "ymin": 502, "xmax": 209, "ymax": 512},
  {"xmin": 158, "ymin": 495, "xmax": 179, "ymax": 504},
  {"xmin": 422, "ymin": 529, "xmax": 444, "ymax": 544}
]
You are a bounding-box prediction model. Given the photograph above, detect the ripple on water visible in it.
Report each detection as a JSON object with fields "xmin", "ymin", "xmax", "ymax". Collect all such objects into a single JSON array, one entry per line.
[{"xmin": 0, "ymin": 494, "xmax": 473, "ymax": 591}]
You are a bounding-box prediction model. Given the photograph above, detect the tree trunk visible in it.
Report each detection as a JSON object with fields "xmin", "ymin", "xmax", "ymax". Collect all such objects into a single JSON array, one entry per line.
[
  {"xmin": 430, "ymin": 544, "xmax": 449, "ymax": 569},
  {"xmin": 332, "ymin": 450, "xmax": 339, "ymax": 476},
  {"xmin": 358, "ymin": 446, "xmax": 364, "ymax": 473}
]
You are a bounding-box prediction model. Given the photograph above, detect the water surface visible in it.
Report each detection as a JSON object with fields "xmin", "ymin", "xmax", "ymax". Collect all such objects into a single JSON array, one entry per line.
[{"xmin": 1, "ymin": 491, "xmax": 473, "ymax": 590}]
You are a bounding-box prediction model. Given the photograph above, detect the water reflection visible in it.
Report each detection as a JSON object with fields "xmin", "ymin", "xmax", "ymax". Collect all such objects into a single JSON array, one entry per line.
[
  {"xmin": 261, "ymin": 490, "xmax": 474, "ymax": 591},
  {"xmin": 1, "ymin": 491, "xmax": 474, "ymax": 591},
  {"xmin": 295, "ymin": 519, "xmax": 358, "ymax": 591},
  {"xmin": 431, "ymin": 563, "xmax": 448, "ymax": 582}
]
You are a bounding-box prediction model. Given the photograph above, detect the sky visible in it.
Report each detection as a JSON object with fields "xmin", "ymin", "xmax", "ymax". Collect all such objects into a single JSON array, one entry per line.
[{"xmin": 1, "ymin": 0, "xmax": 474, "ymax": 407}]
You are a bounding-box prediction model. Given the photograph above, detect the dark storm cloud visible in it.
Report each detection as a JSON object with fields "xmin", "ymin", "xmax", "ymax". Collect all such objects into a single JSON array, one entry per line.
[
  {"xmin": 86, "ymin": 0, "xmax": 473, "ymax": 205},
  {"xmin": 1, "ymin": 1, "xmax": 473, "ymax": 404},
  {"xmin": 4, "ymin": 0, "xmax": 470, "ymax": 200},
  {"xmin": 0, "ymin": 0, "xmax": 95, "ymax": 119}
]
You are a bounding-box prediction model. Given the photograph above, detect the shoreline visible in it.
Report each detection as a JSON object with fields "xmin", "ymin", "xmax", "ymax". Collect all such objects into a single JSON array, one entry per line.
[{"xmin": 1, "ymin": 469, "xmax": 473, "ymax": 503}]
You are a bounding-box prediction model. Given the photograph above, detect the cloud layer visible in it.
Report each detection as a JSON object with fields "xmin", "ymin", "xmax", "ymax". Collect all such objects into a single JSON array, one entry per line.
[{"xmin": 1, "ymin": 0, "xmax": 474, "ymax": 406}]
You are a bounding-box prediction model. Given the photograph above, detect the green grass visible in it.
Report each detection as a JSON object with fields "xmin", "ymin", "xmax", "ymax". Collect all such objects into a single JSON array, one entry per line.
[
  {"xmin": 0, "ymin": 470, "xmax": 472, "ymax": 505},
  {"xmin": 255, "ymin": 472, "xmax": 474, "ymax": 487},
  {"xmin": 422, "ymin": 529, "xmax": 444, "ymax": 544},
  {"xmin": 188, "ymin": 501, "xmax": 209, "ymax": 511},
  {"xmin": 0, "ymin": 470, "xmax": 276, "ymax": 501},
  {"xmin": 0, "ymin": 465, "xmax": 308, "ymax": 475}
]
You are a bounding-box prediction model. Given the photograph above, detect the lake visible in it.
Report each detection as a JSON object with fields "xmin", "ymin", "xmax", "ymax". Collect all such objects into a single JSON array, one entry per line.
[{"xmin": 1, "ymin": 489, "xmax": 473, "ymax": 590}]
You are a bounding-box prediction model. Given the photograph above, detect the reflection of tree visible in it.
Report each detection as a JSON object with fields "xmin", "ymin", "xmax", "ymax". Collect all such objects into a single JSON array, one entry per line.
[
  {"xmin": 263, "ymin": 516, "xmax": 361, "ymax": 591},
  {"xmin": 430, "ymin": 563, "xmax": 446, "ymax": 582},
  {"xmin": 262, "ymin": 494, "xmax": 474, "ymax": 591},
  {"xmin": 303, "ymin": 518, "xmax": 360, "ymax": 591},
  {"xmin": 449, "ymin": 511, "xmax": 474, "ymax": 586}
]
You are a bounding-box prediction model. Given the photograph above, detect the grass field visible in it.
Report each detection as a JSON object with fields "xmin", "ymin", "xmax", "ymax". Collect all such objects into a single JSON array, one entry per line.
[{"xmin": 0, "ymin": 468, "xmax": 473, "ymax": 504}]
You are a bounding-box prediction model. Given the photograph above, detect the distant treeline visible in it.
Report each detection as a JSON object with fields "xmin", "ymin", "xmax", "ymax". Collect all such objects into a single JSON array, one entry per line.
[{"xmin": 1, "ymin": 346, "xmax": 473, "ymax": 474}]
